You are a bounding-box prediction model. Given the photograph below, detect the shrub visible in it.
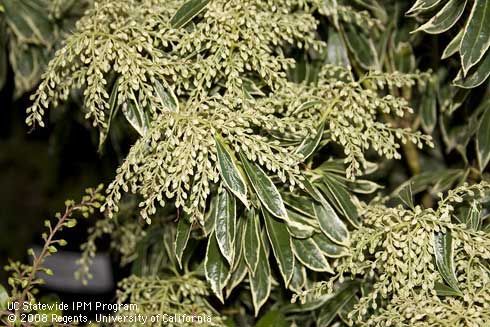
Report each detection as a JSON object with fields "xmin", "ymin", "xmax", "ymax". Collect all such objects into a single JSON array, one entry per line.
[{"xmin": 1, "ymin": 0, "xmax": 490, "ymax": 326}]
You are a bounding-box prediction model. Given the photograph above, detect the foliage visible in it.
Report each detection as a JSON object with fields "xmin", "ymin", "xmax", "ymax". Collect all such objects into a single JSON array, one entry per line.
[
  {"xmin": 24, "ymin": 0, "xmax": 437, "ymax": 317},
  {"xmin": 295, "ymin": 182, "xmax": 490, "ymax": 326},
  {"xmin": 116, "ymin": 275, "xmax": 226, "ymax": 327},
  {"xmin": 0, "ymin": 0, "xmax": 88, "ymax": 96},
  {"xmin": 0, "ymin": 186, "xmax": 104, "ymax": 326},
  {"xmin": 409, "ymin": 0, "xmax": 490, "ymax": 88},
  {"xmin": 1, "ymin": 0, "xmax": 490, "ymax": 326}
]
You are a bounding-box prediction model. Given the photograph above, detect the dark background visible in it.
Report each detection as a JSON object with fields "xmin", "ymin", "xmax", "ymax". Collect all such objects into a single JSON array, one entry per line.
[{"xmin": 0, "ymin": 64, "xmax": 129, "ymax": 307}]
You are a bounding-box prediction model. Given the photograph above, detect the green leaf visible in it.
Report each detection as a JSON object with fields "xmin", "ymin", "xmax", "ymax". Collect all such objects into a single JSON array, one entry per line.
[
  {"xmin": 318, "ymin": 177, "xmax": 360, "ymax": 227},
  {"xmin": 434, "ymin": 281, "xmax": 463, "ymax": 297},
  {"xmin": 225, "ymin": 256, "xmax": 248, "ymax": 298},
  {"xmin": 393, "ymin": 169, "xmax": 465, "ymax": 196},
  {"xmin": 291, "ymin": 100, "xmax": 322, "ymax": 117},
  {"xmin": 413, "ymin": 0, "xmax": 467, "ymax": 34},
  {"xmin": 341, "ymin": 23, "xmax": 379, "ymax": 70},
  {"xmin": 282, "ymin": 193, "xmax": 317, "ymax": 219},
  {"xmin": 338, "ymin": 293, "xmax": 358, "ymax": 324},
  {"xmin": 131, "ymin": 228, "xmax": 168, "ymax": 276},
  {"xmin": 9, "ymin": 41, "xmax": 44, "ymax": 96},
  {"xmin": 394, "ymin": 43, "xmax": 415, "ymax": 73},
  {"xmin": 231, "ymin": 218, "xmax": 245, "ymax": 271},
  {"xmin": 3, "ymin": 3, "xmax": 35, "ymax": 42},
  {"xmin": 293, "ymin": 55, "xmax": 309, "ymax": 83},
  {"xmin": 377, "ymin": 19, "xmax": 391, "ymax": 65},
  {"xmin": 443, "ymin": 117, "xmax": 470, "ymax": 153},
  {"xmin": 347, "ymin": 179, "xmax": 383, "ymax": 194},
  {"xmin": 0, "ymin": 284, "xmax": 8, "ymax": 310},
  {"xmin": 430, "ymin": 169, "xmax": 466, "ymax": 192},
  {"xmin": 284, "ymin": 202, "xmax": 318, "ymax": 227},
  {"xmin": 420, "ymin": 80, "xmax": 438, "ymax": 133},
  {"xmin": 295, "ymin": 120, "xmax": 325, "ymax": 160},
  {"xmin": 301, "ymin": 176, "xmax": 326, "ymax": 203},
  {"xmin": 292, "ymin": 237, "xmax": 333, "ymax": 273},
  {"xmin": 312, "ymin": 233, "xmax": 347, "ymax": 258},
  {"xmin": 460, "ymin": 0, "xmax": 490, "ymax": 74},
  {"xmin": 326, "ymin": 27, "xmax": 351, "ymax": 68},
  {"xmin": 397, "ymin": 182, "xmax": 414, "ymax": 209},
  {"xmin": 3, "ymin": 0, "xmax": 52, "ymax": 45},
  {"xmin": 242, "ymin": 77, "xmax": 266, "ymax": 97},
  {"xmin": 434, "ymin": 232, "xmax": 461, "ymax": 294},
  {"xmin": 263, "ymin": 209, "xmax": 295, "ymax": 286},
  {"xmin": 283, "ymin": 294, "xmax": 333, "ymax": 313},
  {"xmin": 164, "ymin": 233, "xmax": 181, "ymax": 268},
  {"xmin": 466, "ymin": 200, "xmax": 482, "ymax": 230},
  {"xmin": 214, "ymin": 189, "xmax": 236, "ymax": 266},
  {"xmin": 290, "ymin": 55, "xmax": 322, "ymax": 84},
  {"xmin": 249, "ymin": 236, "xmax": 271, "ymax": 317},
  {"xmin": 203, "ymin": 195, "xmax": 217, "ymax": 236},
  {"xmin": 441, "ymin": 85, "xmax": 471, "ymax": 114},
  {"xmin": 164, "ymin": 227, "xmax": 177, "ymax": 269},
  {"xmin": 453, "ymin": 50, "xmax": 490, "ymax": 88},
  {"xmin": 174, "ymin": 215, "xmax": 192, "ymax": 269},
  {"xmin": 106, "ymin": 77, "xmax": 121, "ymax": 125},
  {"xmin": 314, "ymin": 159, "xmax": 346, "ymax": 175},
  {"xmin": 313, "ymin": 201, "xmax": 349, "ymax": 245},
  {"xmin": 324, "ymin": 0, "xmax": 340, "ymax": 28},
  {"xmin": 20, "ymin": 1, "xmax": 53, "ymax": 41},
  {"xmin": 215, "ymin": 135, "xmax": 249, "ymax": 207},
  {"xmin": 99, "ymin": 77, "xmax": 120, "ymax": 151},
  {"xmin": 317, "ymin": 281, "xmax": 360, "ymax": 327},
  {"xmin": 477, "ymin": 103, "xmax": 490, "ymax": 171},
  {"xmin": 261, "ymin": 229, "xmax": 270, "ymax": 257},
  {"xmin": 205, "ymin": 232, "xmax": 231, "ymax": 303},
  {"xmin": 170, "ymin": 0, "xmax": 211, "ymax": 29},
  {"xmin": 286, "ymin": 210, "xmax": 317, "ymax": 239},
  {"xmin": 243, "ymin": 208, "xmax": 261, "ymax": 275},
  {"xmin": 255, "ymin": 310, "xmax": 288, "ymax": 327},
  {"xmin": 406, "ymin": 0, "xmax": 444, "ymax": 15},
  {"xmin": 123, "ymin": 96, "xmax": 151, "ymax": 137},
  {"xmin": 288, "ymin": 263, "xmax": 306, "ymax": 293},
  {"xmin": 239, "ymin": 153, "xmax": 287, "ymax": 220},
  {"xmin": 442, "ymin": 29, "xmax": 463, "ymax": 59},
  {"xmin": 154, "ymin": 79, "xmax": 179, "ymax": 112}
]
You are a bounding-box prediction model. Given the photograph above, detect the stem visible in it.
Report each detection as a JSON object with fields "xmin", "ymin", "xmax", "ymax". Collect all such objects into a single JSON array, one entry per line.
[
  {"xmin": 12, "ymin": 190, "xmax": 100, "ymax": 325},
  {"xmin": 0, "ymin": 309, "xmax": 14, "ymax": 327},
  {"xmin": 1, "ymin": 319, "xmax": 14, "ymax": 327},
  {"xmin": 17, "ymin": 205, "xmax": 73, "ymax": 306},
  {"xmin": 10, "ymin": 196, "xmax": 97, "ymax": 327}
]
